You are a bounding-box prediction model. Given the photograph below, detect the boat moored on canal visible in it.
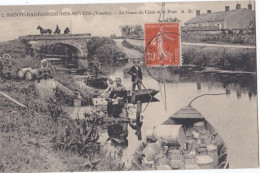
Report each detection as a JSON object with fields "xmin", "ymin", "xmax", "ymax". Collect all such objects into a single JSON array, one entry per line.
[{"xmin": 131, "ymin": 103, "xmax": 229, "ymax": 170}]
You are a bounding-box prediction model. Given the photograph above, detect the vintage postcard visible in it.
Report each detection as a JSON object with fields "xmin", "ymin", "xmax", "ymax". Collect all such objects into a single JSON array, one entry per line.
[{"xmin": 0, "ymin": 0, "xmax": 258, "ymax": 172}]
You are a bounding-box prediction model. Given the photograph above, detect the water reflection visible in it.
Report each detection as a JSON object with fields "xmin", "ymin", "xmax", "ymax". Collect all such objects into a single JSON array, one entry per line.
[
  {"xmin": 115, "ymin": 66, "xmax": 258, "ymax": 168},
  {"xmin": 141, "ymin": 67, "xmax": 257, "ymax": 100}
]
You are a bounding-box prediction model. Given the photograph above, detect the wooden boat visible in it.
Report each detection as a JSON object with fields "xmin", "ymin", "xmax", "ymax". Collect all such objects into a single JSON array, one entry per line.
[
  {"xmin": 93, "ymin": 89, "xmax": 159, "ymax": 113},
  {"xmin": 127, "ymin": 89, "xmax": 159, "ymax": 103},
  {"xmin": 131, "ymin": 105, "xmax": 229, "ymax": 170},
  {"xmin": 85, "ymin": 76, "xmax": 108, "ymax": 89}
]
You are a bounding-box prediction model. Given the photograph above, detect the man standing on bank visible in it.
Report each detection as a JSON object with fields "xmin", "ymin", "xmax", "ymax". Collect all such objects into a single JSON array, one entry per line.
[
  {"xmin": 128, "ymin": 59, "xmax": 142, "ymax": 91},
  {"xmin": 91, "ymin": 55, "xmax": 101, "ymax": 80}
]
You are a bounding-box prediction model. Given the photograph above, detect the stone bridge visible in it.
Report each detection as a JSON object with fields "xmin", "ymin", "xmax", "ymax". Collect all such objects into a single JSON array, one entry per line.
[{"xmin": 19, "ymin": 34, "xmax": 92, "ymax": 58}]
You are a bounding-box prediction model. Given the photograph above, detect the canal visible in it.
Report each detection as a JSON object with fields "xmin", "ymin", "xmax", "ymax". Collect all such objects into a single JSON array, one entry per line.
[{"xmin": 110, "ymin": 67, "xmax": 258, "ymax": 169}]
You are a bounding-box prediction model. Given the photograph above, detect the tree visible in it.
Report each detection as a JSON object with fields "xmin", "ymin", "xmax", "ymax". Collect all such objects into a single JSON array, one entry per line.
[
  {"xmin": 120, "ymin": 25, "xmax": 131, "ymax": 36},
  {"xmin": 120, "ymin": 24, "xmax": 144, "ymax": 36},
  {"xmin": 132, "ymin": 25, "xmax": 144, "ymax": 36}
]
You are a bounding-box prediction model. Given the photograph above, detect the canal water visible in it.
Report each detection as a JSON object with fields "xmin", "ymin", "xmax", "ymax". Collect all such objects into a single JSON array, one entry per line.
[{"xmin": 110, "ymin": 67, "xmax": 258, "ymax": 169}]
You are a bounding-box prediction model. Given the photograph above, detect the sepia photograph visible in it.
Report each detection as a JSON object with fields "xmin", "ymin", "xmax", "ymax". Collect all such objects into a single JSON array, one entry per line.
[{"xmin": 0, "ymin": 0, "xmax": 258, "ymax": 172}]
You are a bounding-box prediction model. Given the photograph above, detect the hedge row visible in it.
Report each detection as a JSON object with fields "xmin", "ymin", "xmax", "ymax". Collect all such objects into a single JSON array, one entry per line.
[
  {"xmin": 182, "ymin": 45, "xmax": 256, "ymax": 72},
  {"xmin": 182, "ymin": 32, "xmax": 256, "ymax": 45}
]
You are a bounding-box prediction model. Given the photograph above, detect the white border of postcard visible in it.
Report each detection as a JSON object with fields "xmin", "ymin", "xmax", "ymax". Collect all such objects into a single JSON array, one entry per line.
[{"xmin": 0, "ymin": 0, "xmax": 259, "ymax": 173}]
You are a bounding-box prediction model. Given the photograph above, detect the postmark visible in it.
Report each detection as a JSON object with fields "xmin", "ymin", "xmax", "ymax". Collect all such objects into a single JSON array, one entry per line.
[{"xmin": 145, "ymin": 23, "xmax": 181, "ymax": 66}]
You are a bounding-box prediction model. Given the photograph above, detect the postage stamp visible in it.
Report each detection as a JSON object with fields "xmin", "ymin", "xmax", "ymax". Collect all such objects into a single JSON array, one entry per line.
[{"xmin": 145, "ymin": 23, "xmax": 181, "ymax": 66}]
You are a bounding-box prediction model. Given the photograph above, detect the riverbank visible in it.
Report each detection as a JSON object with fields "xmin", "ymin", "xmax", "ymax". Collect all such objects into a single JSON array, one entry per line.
[
  {"xmin": 0, "ymin": 77, "xmax": 129, "ymax": 172},
  {"xmin": 0, "ymin": 80, "xmax": 71, "ymax": 172},
  {"xmin": 121, "ymin": 39, "xmax": 256, "ymax": 72}
]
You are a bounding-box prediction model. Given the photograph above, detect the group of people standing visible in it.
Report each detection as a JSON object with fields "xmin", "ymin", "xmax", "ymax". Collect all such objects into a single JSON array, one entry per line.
[
  {"xmin": 98, "ymin": 59, "xmax": 143, "ymax": 146},
  {"xmin": 100, "ymin": 59, "xmax": 143, "ymax": 99},
  {"xmin": 100, "ymin": 59, "xmax": 143, "ymax": 118}
]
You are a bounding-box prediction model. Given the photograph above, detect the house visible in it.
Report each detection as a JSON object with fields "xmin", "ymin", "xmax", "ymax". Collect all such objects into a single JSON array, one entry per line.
[{"xmin": 183, "ymin": 2, "xmax": 255, "ymax": 32}]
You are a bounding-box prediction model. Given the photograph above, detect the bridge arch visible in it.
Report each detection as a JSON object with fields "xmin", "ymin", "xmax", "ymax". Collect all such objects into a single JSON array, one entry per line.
[
  {"xmin": 20, "ymin": 34, "xmax": 92, "ymax": 68},
  {"xmin": 27, "ymin": 37, "xmax": 89, "ymax": 58},
  {"xmin": 41, "ymin": 43, "xmax": 81, "ymax": 57}
]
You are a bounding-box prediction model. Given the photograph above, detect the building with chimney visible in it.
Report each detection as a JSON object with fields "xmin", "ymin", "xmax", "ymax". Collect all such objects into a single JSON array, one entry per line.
[{"xmin": 183, "ymin": 1, "xmax": 255, "ymax": 32}]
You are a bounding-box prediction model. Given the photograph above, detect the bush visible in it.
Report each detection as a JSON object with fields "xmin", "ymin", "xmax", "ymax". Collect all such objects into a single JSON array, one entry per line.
[
  {"xmin": 51, "ymin": 111, "xmax": 103, "ymax": 159},
  {"xmin": 182, "ymin": 45, "xmax": 256, "ymax": 72},
  {"xmin": 0, "ymin": 40, "xmax": 28, "ymax": 59},
  {"xmin": 87, "ymin": 37, "xmax": 127, "ymax": 70}
]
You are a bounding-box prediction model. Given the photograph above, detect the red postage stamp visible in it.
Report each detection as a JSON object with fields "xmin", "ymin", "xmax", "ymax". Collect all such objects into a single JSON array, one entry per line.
[{"xmin": 145, "ymin": 23, "xmax": 181, "ymax": 66}]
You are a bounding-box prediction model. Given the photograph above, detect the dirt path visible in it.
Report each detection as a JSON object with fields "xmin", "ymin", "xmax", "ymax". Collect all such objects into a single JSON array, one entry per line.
[
  {"xmin": 117, "ymin": 38, "xmax": 256, "ymax": 49},
  {"xmin": 114, "ymin": 39, "xmax": 143, "ymax": 59},
  {"xmin": 182, "ymin": 42, "xmax": 256, "ymax": 49}
]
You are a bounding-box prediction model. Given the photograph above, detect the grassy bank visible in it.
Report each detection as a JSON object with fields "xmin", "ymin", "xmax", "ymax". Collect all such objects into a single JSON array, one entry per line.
[
  {"xmin": 0, "ymin": 80, "xmax": 65, "ymax": 172},
  {"xmin": 0, "ymin": 78, "xmax": 128, "ymax": 171},
  {"xmin": 0, "ymin": 40, "xmax": 29, "ymax": 59}
]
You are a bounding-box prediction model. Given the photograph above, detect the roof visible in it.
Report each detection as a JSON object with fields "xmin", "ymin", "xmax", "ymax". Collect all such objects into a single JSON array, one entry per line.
[
  {"xmin": 225, "ymin": 8, "xmax": 255, "ymax": 30},
  {"xmin": 170, "ymin": 105, "xmax": 204, "ymax": 119},
  {"xmin": 185, "ymin": 9, "xmax": 247, "ymax": 25}
]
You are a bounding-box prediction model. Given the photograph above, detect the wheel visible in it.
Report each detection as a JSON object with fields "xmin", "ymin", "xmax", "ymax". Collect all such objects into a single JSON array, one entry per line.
[{"xmin": 24, "ymin": 70, "xmax": 34, "ymax": 81}]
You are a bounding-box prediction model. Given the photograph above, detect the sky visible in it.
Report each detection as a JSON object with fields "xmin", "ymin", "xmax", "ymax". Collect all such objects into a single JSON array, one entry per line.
[{"xmin": 0, "ymin": 0, "xmax": 255, "ymax": 42}]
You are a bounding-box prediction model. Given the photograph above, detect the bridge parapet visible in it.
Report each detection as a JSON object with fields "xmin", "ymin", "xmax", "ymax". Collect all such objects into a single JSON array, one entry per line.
[
  {"xmin": 20, "ymin": 34, "xmax": 91, "ymax": 58},
  {"xmin": 19, "ymin": 33, "xmax": 91, "ymax": 41}
]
